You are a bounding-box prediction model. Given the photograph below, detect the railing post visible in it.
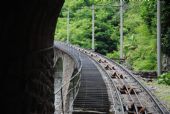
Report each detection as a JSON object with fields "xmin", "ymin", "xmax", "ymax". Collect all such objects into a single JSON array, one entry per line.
[
  {"xmin": 61, "ymin": 88, "xmax": 64, "ymax": 114},
  {"xmin": 73, "ymin": 80, "xmax": 75, "ymax": 99}
]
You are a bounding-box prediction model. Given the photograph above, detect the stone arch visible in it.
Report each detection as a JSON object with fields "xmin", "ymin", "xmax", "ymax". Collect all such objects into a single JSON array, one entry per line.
[
  {"xmin": 54, "ymin": 57, "xmax": 63, "ymax": 113},
  {"xmin": 54, "ymin": 57, "xmax": 63, "ymax": 90}
]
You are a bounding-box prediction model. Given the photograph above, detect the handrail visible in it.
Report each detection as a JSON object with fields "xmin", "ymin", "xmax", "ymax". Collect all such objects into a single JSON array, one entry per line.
[
  {"xmin": 54, "ymin": 42, "xmax": 82, "ymax": 114},
  {"xmin": 54, "ymin": 43, "xmax": 81, "ymax": 69},
  {"xmin": 54, "ymin": 63, "xmax": 82, "ymax": 95},
  {"xmin": 54, "ymin": 64, "xmax": 82, "ymax": 113}
]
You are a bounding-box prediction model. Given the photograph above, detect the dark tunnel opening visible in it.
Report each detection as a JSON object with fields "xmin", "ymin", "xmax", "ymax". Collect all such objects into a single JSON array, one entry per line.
[{"xmin": 0, "ymin": 0, "xmax": 64, "ymax": 114}]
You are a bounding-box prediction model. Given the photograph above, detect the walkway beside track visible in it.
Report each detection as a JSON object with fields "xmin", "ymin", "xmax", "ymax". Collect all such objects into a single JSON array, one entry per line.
[{"xmin": 73, "ymin": 52, "xmax": 110, "ymax": 113}]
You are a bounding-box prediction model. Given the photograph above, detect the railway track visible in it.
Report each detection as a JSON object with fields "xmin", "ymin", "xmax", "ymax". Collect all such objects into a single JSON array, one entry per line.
[
  {"xmin": 71, "ymin": 45, "xmax": 170, "ymax": 114},
  {"xmin": 72, "ymin": 49, "xmax": 110, "ymax": 113},
  {"xmin": 54, "ymin": 42, "xmax": 110, "ymax": 113}
]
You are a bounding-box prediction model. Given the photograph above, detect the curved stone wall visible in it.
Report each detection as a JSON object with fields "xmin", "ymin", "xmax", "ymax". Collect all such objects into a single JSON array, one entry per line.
[
  {"xmin": 54, "ymin": 48, "xmax": 75, "ymax": 113},
  {"xmin": 0, "ymin": 0, "xmax": 64, "ymax": 114}
]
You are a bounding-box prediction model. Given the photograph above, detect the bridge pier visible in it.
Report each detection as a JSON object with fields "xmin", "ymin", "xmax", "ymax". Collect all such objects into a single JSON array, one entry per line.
[{"xmin": 54, "ymin": 47, "xmax": 77, "ymax": 113}]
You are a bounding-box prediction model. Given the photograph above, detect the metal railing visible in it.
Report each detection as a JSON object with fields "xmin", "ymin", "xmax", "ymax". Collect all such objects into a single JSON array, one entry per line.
[{"xmin": 54, "ymin": 42, "xmax": 82, "ymax": 114}]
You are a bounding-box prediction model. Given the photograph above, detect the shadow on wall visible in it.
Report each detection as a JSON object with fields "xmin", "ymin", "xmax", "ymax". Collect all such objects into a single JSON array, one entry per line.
[{"xmin": 0, "ymin": 0, "xmax": 64, "ymax": 114}]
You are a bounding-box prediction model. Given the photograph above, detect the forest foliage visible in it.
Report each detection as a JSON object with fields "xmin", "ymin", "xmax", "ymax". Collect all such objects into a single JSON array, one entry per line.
[{"xmin": 55, "ymin": 0, "xmax": 170, "ymax": 71}]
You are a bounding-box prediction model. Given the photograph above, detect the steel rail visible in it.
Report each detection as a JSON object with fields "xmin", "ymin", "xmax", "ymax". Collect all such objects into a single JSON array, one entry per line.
[
  {"xmin": 90, "ymin": 53, "xmax": 139, "ymax": 114},
  {"xmin": 92, "ymin": 51, "xmax": 170, "ymax": 114},
  {"xmin": 91, "ymin": 55, "xmax": 125, "ymax": 114},
  {"xmin": 72, "ymin": 46, "xmax": 125, "ymax": 114},
  {"xmin": 74, "ymin": 45, "xmax": 169, "ymax": 114},
  {"xmin": 56, "ymin": 43, "xmax": 169, "ymax": 114}
]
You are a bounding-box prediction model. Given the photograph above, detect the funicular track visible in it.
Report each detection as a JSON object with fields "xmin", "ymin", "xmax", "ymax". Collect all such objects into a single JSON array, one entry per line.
[
  {"xmin": 73, "ymin": 52, "xmax": 110, "ymax": 114},
  {"xmin": 54, "ymin": 42, "xmax": 110, "ymax": 114},
  {"xmin": 70, "ymin": 46, "xmax": 110, "ymax": 113},
  {"xmin": 54, "ymin": 42, "xmax": 169, "ymax": 114},
  {"xmin": 71, "ymin": 45, "xmax": 170, "ymax": 114}
]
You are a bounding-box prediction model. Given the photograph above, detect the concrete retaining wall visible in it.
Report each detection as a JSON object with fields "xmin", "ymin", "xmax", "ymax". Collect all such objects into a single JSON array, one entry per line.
[{"xmin": 54, "ymin": 48, "xmax": 75, "ymax": 113}]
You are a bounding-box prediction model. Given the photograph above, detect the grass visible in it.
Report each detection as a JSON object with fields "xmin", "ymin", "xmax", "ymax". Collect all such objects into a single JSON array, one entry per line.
[{"xmin": 143, "ymin": 79, "xmax": 170, "ymax": 110}]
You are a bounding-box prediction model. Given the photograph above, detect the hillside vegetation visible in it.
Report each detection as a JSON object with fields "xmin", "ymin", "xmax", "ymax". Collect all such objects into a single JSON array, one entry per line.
[{"xmin": 55, "ymin": 0, "xmax": 170, "ymax": 71}]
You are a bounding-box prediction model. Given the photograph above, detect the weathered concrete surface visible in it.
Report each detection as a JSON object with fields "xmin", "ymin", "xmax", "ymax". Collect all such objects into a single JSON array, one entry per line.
[{"xmin": 54, "ymin": 48, "xmax": 75, "ymax": 113}]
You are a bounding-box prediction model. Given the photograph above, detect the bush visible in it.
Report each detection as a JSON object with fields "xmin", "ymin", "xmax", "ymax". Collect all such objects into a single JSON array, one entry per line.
[
  {"xmin": 158, "ymin": 72, "xmax": 170, "ymax": 85},
  {"xmin": 106, "ymin": 51, "xmax": 119, "ymax": 59},
  {"xmin": 133, "ymin": 59, "xmax": 156, "ymax": 71}
]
